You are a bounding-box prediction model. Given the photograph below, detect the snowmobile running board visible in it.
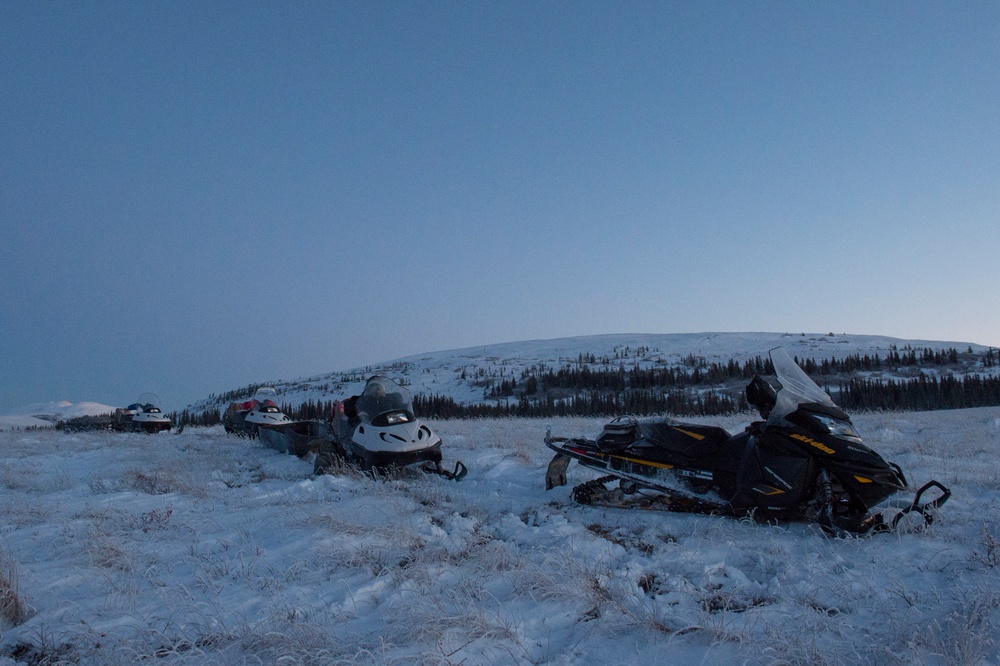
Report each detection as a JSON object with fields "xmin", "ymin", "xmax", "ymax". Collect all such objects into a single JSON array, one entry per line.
[
  {"xmin": 544, "ymin": 431, "xmax": 952, "ymax": 537},
  {"xmin": 550, "ymin": 461, "xmax": 951, "ymax": 537}
]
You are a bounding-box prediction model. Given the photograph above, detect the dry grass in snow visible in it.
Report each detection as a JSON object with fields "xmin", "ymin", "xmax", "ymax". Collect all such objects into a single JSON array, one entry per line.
[{"xmin": 0, "ymin": 409, "xmax": 998, "ymax": 664}]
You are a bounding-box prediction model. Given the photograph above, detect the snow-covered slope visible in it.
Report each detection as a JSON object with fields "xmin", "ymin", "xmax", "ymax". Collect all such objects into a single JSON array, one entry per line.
[
  {"xmin": 0, "ymin": 400, "xmax": 116, "ymax": 430},
  {"xmin": 0, "ymin": 414, "xmax": 51, "ymax": 430},
  {"xmin": 188, "ymin": 332, "xmax": 997, "ymax": 414}
]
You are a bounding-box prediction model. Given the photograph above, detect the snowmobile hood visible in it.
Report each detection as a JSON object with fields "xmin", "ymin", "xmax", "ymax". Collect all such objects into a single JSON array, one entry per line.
[{"xmin": 350, "ymin": 419, "xmax": 441, "ymax": 454}]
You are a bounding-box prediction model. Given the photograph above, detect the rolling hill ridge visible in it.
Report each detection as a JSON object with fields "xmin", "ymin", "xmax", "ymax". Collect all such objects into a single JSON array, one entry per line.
[{"xmin": 184, "ymin": 332, "xmax": 1000, "ymax": 422}]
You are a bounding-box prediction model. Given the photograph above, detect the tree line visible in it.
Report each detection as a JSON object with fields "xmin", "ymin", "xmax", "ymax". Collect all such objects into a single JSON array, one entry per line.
[
  {"xmin": 836, "ymin": 374, "xmax": 1000, "ymax": 412},
  {"xmin": 483, "ymin": 347, "xmax": 984, "ymax": 398},
  {"xmin": 177, "ymin": 346, "xmax": 1000, "ymax": 425},
  {"xmin": 416, "ymin": 374, "xmax": 1000, "ymax": 419},
  {"xmin": 177, "ymin": 372, "xmax": 1000, "ymax": 424}
]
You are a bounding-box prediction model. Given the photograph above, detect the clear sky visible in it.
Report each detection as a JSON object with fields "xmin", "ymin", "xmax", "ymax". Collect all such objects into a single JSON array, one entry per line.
[{"xmin": 2, "ymin": 1, "xmax": 998, "ymax": 412}]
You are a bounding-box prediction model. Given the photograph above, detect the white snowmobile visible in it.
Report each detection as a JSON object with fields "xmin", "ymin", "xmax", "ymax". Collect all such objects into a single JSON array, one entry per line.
[
  {"xmin": 60, "ymin": 392, "xmax": 173, "ymax": 433},
  {"xmin": 125, "ymin": 393, "xmax": 174, "ymax": 433},
  {"xmin": 313, "ymin": 375, "xmax": 466, "ymax": 480},
  {"xmin": 223, "ymin": 386, "xmax": 291, "ymax": 438}
]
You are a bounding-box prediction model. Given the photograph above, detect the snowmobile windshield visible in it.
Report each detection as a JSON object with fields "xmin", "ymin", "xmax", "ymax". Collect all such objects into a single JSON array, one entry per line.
[
  {"xmin": 251, "ymin": 388, "xmax": 280, "ymax": 404},
  {"xmin": 766, "ymin": 347, "xmax": 845, "ymax": 427},
  {"xmin": 355, "ymin": 376, "xmax": 412, "ymax": 423},
  {"xmin": 137, "ymin": 393, "xmax": 162, "ymax": 409}
]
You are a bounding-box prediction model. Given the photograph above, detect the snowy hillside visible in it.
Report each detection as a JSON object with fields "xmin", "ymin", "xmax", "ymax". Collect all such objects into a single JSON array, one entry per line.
[
  {"xmin": 0, "ymin": 401, "xmax": 116, "ymax": 431},
  {"xmin": 188, "ymin": 332, "xmax": 998, "ymax": 415},
  {"xmin": 1, "ymin": 409, "xmax": 998, "ymax": 664}
]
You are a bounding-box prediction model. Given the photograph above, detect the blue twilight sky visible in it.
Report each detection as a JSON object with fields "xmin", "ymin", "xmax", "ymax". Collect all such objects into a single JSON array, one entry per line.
[{"xmin": 2, "ymin": 2, "xmax": 999, "ymax": 412}]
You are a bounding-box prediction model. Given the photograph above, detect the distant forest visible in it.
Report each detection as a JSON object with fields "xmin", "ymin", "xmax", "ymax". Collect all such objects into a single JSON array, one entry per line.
[{"xmin": 176, "ymin": 346, "xmax": 1000, "ymax": 425}]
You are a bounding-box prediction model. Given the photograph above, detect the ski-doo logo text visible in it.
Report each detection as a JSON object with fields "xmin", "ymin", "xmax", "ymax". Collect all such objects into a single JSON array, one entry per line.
[{"xmin": 790, "ymin": 433, "xmax": 835, "ymax": 455}]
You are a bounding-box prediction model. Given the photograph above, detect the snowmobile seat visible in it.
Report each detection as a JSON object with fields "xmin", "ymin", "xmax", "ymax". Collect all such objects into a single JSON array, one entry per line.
[
  {"xmin": 343, "ymin": 396, "xmax": 359, "ymax": 419},
  {"xmin": 596, "ymin": 417, "xmax": 641, "ymax": 451},
  {"xmin": 639, "ymin": 420, "xmax": 733, "ymax": 459}
]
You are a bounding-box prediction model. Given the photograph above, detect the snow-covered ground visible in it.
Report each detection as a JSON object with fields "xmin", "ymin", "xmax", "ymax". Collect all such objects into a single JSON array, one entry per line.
[{"xmin": 1, "ymin": 408, "xmax": 998, "ymax": 664}]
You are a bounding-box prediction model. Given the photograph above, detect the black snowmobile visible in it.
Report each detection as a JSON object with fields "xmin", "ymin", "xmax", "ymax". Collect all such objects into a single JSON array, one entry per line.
[
  {"xmin": 545, "ymin": 347, "xmax": 950, "ymax": 536},
  {"xmin": 313, "ymin": 375, "xmax": 467, "ymax": 481}
]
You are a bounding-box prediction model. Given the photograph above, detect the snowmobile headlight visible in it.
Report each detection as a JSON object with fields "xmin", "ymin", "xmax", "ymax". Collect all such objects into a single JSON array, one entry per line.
[
  {"xmin": 385, "ymin": 412, "xmax": 411, "ymax": 425},
  {"xmin": 812, "ymin": 414, "xmax": 863, "ymax": 443}
]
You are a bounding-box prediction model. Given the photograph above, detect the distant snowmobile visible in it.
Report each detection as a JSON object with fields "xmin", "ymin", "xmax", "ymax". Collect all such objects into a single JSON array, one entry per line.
[
  {"xmin": 545, "ymin": 347, "xmax": 950, "ymax": 536},
  {"xmin": 313, "ymin": 375, "xmax": 466, "ymax": 480},
  {"xmin": 125, "ymin": 393, "xmax": 174, "ymax": 433},
  {"xmin": 223, "ymin": 387, "xmax": 291, "ymax": 438},
  {"xmin": 60, "ymin": 393, "xmax": 173, "ymax": 434}
]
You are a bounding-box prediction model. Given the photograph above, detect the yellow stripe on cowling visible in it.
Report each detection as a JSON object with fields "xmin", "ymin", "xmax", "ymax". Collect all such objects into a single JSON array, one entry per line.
[
  {"xmin": 613, "ymin": 455, "xmax": 674, "ymax": 470},
  {"xmin": 753, "ymin": 485, "xmax": 785, "ymax": 496},
  {"xmin": 854, "ymin": 476, "xmax": 873, "ymax": 484},
  {"xmin": 674, "ymin": 428, "xmax": 706, "ymax": 440}
]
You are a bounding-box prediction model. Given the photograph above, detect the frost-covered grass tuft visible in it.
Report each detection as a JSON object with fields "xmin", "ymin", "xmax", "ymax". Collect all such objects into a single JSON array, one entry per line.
[
  {"xmin": 0, "ymin": 545, "xmax": 30, "ymax": 628},
  {"xmin": 1, "ymin": 411, "xmax": 999, "ymax": 664}
]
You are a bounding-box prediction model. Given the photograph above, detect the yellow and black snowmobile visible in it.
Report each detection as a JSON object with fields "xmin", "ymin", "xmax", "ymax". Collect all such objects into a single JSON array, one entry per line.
[{"xmin": 545, "ymin": 347, "xmax": 950, "ymax": 536}]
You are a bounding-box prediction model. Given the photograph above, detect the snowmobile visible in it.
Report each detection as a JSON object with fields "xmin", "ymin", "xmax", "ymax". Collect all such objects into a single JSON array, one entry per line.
[
  {"xmin": 223, "ymin": 387, "xmax": 291, "ymax": 438},
  {"xmin": 124, "ymin": 393, "xmax": 174, "ymax": 433},
  {"xmin": 545, "ymin": 347, "xmax": 950, "ymax": 536},
  {"xmin": 313, "ymin": 375, "xmax": 467, "ymax": 480},
  {"xmin": 60, "ymin": 393, "xmax": 173, "ymax": 433}
]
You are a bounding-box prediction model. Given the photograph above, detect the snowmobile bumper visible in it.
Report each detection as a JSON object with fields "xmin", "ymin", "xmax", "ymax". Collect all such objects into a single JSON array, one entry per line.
[
  {"xmin": 361, "ymin": 442, "xmax": 443, "ymax": 470},
  {"xmin": 890, "ymin": 479, "xmax": 951, "ymax": 530},
  {"xmin": 421, "ymin": 460, "xmax": 469, "ymax": 481},
  {"xmin": 818, "ymin": 477, "xmax": 952, "ymax": 536}
]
